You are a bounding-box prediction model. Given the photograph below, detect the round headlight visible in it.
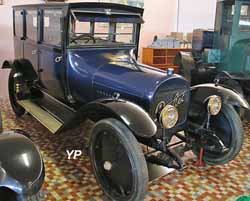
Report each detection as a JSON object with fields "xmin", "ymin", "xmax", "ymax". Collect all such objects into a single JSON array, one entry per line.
[
  {"xmin": 160, "ymin": 105, "xmax": 179, "ymax": 129},
  {"xmin": 207, "ymin": 95, "xmax": 222, "ymax": 116}
]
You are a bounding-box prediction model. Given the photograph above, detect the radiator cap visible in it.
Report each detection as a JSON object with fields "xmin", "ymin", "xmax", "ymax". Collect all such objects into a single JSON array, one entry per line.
[{"xmin": 167, "ymin": 68, "xmax": 174, "ymax": 76}]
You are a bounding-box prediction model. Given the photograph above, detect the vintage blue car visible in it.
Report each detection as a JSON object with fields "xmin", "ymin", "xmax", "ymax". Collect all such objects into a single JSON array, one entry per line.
[
  {"xmin": 2, "ymin": 2, "xmax": 249, "ymax": 201},
  {"xmin": 0, "ymin": 112, "xmax": 44, "ymax": 201}
]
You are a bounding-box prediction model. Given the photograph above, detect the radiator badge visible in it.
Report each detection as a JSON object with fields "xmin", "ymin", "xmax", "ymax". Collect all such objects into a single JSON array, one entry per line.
[{"xmin": 172, "ymin": 91, "xmax": 186, "ymax": 107}]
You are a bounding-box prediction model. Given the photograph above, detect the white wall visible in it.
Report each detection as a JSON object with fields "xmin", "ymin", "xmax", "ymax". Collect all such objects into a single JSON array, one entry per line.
[
  {"xmin": 139, "ymin": 0, "xmax": 177, "ymax": 57},
  {"xmin": 177, "ymin": 0, "xmax": 217, "ymax": 33}
]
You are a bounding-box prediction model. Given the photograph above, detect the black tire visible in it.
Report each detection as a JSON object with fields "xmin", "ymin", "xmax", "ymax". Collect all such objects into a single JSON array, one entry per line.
[
  {"xmin": 89, "ymin": 118, "xmax": 148, "ymax": 201},
  {"xmin": 0, "ymin": 111, "xmax": 3, "ymax": 133},
  {"xmin": 193, "ymin": 104, "xmax": 244, "ymax": 165},
  {"xmin": 0, "ymin": 188, "xmax": 43, "ymax": 201},
  {"xmin": 8, "ymin": 69, "xmax": 25, "ymax": 117},
  {"xmin": 0, "ymin": 187, "xmax": 17, "ymax": 201}
]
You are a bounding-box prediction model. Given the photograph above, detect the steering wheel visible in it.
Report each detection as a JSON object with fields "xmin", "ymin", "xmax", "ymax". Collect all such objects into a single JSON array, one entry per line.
[{"xmin": 71, "ymin": 34, "xmax": 96, "ymax": 44}]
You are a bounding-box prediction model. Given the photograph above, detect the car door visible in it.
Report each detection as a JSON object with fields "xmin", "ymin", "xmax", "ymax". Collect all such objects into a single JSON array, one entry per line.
[
  {"xmin": 23, "ymin": 9, "xmax": 39, "ymax": 72},
  {"xmin": 38, "ymin": 8, "xmax": 65, "ymax": 100}
]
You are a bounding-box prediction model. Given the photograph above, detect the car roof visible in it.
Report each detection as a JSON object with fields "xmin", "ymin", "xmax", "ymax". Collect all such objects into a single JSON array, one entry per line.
[
  {"xmin": 13, "ymin": 2, "xmax": 144, "ymax": 15},
  {"xmin": 217, "ymin": 0, "xmax": 250, "ymax": 2}
]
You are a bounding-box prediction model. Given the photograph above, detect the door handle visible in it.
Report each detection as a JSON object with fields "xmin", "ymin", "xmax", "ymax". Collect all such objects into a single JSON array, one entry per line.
[
  {"xmin": 55, "ymin": 56, "xmax": 63, "ymax": 63},
  {"xmin": 31, "ymin": 49, "xmax": 37, "ymax": 55}
]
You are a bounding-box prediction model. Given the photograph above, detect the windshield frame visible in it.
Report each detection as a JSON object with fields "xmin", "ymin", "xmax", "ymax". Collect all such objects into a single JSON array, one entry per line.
[{"xmin": 67, "ymin": 9, "xmax": 142, "ymax": 49}]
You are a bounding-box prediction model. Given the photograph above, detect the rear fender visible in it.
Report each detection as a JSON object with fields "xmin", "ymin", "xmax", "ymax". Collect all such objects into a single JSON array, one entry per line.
[
  {"xmin": 190, "ymin": 84, "xmax": 250, "ymax": 116},
  {"xmin": 2, "ymin": 59, "xmax": 37, "ymax": 80},
  {"xmin": 73, "ymin": 99, "xmax": 157, "ymax": 138}
]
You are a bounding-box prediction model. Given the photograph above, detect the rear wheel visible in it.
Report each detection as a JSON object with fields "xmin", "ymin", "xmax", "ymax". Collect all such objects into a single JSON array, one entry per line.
[
  {"xmin": 89, "ymin": 118, "xmax": 148, "ymax": 201},
  {"xmin": 8, "ymin": 69, "xmax": 25, "ymax": 117},
  {"xmin": 0, "ymin": 110, "xmax": 2, "ymax": 133},
  {"xmin": 192, "ymin": 104, "xmax": 244, "ymax": 165}
]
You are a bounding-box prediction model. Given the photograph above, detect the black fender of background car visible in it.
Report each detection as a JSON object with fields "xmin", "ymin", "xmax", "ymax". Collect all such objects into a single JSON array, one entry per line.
[
  {"xmin": 0, "ymin": 132, "xmax": 44, "ymax": 197},
  {"xmin": 67, "ymin": 99, "xmax": 157, "ymax": 138},
  {"xmin": 190, "ymin": 83, "xmax": 250, "ymax": 117},
  {"xmin": 2, "ymin": 59, "xmax": 37, "ymax": 80},
  {"xmin": 215, "ymin": 70, "xmax": 250, "ymax": 81}
]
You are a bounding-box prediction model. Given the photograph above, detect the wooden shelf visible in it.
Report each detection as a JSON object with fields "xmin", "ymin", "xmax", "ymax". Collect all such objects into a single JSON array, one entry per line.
[{"xmin": 142, "ymin": 47, "xmax": 191, "ymax": 73}]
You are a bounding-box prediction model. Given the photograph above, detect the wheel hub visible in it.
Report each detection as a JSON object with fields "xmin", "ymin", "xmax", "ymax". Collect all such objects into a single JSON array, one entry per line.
[{"xmin": 103, "ymin": 161, "xmax": 112, "ymax": 171}]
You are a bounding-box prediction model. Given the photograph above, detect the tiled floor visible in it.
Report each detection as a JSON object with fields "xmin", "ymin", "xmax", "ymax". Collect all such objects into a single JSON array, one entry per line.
[{"xmin": 1, "ymin": 98, "xmax": 250, "ymax": 201}]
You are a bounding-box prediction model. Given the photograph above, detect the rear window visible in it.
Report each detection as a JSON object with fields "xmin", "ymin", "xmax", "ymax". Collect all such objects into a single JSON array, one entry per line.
[
  {"xmin": 43, "ymin": 9, "xmax": 62, "ymax": 46},
  {"xmin": 14, "ymin": 10, "xmax": 24, "ymax": 37},
  {"xmin": 26, "ymin": 9, "xmax": 38, "ymax": 41}
]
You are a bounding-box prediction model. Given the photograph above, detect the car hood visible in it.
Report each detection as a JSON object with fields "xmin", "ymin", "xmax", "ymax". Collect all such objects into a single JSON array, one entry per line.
[
  {"xmin": 67, "ymin": 47, "xmax": 188, "ymax": 108},
  {"xmin": 92, "ymin": 48, "xmax": 188, "ymax": 104}
]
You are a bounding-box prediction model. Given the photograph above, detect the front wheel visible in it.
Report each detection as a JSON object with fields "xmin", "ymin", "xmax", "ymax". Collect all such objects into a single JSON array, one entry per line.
[
  {"xmin": 192, "ymin": 104, "xmax": 244, "ymax": 165},
  {"xmin": 89, "ymin": 118, "xmax": 148, "ymax": 201}
]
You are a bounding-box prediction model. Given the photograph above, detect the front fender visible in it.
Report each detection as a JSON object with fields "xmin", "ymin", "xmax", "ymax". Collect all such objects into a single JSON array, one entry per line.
[
  {"xmin": 0, "ymin": 132, "xmax": 44, "ymax": 196},
  {"xmin": 190, "ymin": 84, "xmax": 250, "ymax": 114},
  {"xmin": 74, "ymin": 99, "xmax": 157, "ymax": 138}
]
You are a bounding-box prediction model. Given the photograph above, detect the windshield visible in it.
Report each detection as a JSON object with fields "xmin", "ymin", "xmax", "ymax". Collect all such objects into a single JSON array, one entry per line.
[
  {"xmin": 69, "ymin": 10, "xmax": 142, "ymax": 47},
  {"xmin": 239, "ymin": 4, "xmax": 250, "ymax": 32}
]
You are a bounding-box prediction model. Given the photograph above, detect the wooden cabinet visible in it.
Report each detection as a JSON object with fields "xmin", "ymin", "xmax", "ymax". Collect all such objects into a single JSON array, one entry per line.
[{"xmin": 142, "ymin": 48, "xmax": 191, "ymax": 73}]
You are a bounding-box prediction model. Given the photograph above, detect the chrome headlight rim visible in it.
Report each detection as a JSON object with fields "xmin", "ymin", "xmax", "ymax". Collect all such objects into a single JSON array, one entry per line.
[
  {"xmin": 160, "ymin": 105, "xmax": 179, "ymax": 129},
  {"xmin": 207, "ymin": 95, "xmax": 222, "ymax": 116}
]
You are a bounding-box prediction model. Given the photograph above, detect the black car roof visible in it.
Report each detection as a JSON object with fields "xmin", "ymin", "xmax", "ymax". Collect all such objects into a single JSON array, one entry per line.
[
  {"xmin": 13, "ymin": 2, "xmax": 144, "ymax": 14},
  {"xmin": 217, "ymin": 0, "xmax": 250, "ymax": 2}
]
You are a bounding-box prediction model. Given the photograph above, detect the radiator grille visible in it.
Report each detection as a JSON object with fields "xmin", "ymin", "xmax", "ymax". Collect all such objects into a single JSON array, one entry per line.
[{"xmin": 150, "ymin": 87, "xmax": 190, "ymax": 128}]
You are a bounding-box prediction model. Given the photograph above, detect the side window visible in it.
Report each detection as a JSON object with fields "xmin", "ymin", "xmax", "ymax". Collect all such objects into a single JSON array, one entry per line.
[
  {"xmin": 43, "ymin": 9, "xmax": 63, "ymax": 46},
  {"xmin": 26, "ymin": 9, "xmax": 38, "ymax": 41},
  {"xmin": 14, "ymin": 10, "xmax": 24, "ymax": 37},
  {"xmin": 239, "ymin": 4, "xmax": 250, "ymax": 32}
]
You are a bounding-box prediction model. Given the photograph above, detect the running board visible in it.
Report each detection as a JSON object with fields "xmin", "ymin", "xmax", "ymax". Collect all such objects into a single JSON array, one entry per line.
[{"xmin": 17, "ymin": 100, "xmax": 63, "ymax": 134}]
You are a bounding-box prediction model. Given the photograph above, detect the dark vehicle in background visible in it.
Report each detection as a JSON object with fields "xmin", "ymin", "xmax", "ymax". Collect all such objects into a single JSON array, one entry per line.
[
  {"xmin": 0, "ymin": 112, "xmax": 44, "ymax": 201},
  {"xmin": 176, "ymin": 0, "xmax": 250, "ymax": 97},
  {"xmin": 1, "ymin": 2, "xmax": 249, "ymax": 201}
]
